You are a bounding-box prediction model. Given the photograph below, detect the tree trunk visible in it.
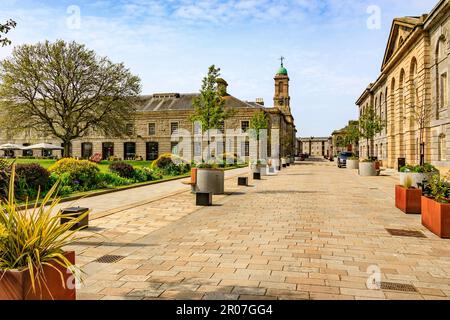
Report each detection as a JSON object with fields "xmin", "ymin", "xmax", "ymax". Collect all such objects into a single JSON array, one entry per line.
[
  {"xmin": 207, "ymin": 130, "xmax": 211, "ymax": 162},
  {"xmin": 257, "ymin": 136, "xmax": 260, "ymax": 162},
  {"xmin": 366, "ymin": 138, "xmax": 370, "ymax": 159},
  {"xmin": 62, "ymin": 140, "xmax": 71, "ymax": 158}
]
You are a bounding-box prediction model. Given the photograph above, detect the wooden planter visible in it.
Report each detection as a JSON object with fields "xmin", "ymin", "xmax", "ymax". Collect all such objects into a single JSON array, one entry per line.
[
  {"xmin": 421, "ymin": 196, "xmax": 450, "ymax": 239},
  {"xmin": 395, "ymin": 185, "xmax": 422, "ymax": 214},
  {"xmin": 0, "ymin": 251, "xmax": 76, "ymax": 300}
]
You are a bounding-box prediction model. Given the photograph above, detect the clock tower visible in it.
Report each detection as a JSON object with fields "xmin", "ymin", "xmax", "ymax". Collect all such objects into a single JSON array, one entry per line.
[{"xmin": 274, "ymin": 57, "xmax": 291, "ymax": 115}]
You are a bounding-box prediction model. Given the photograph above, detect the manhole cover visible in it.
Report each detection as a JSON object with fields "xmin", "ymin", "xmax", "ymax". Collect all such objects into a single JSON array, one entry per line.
[
  {"xmin": 386, "ymin": 229, "xmax": 426, "ymax": 238},
  {"xmin": 94, "ymin": 255, "xmax": 125, "ymax": 264},
  {"xmin": 380, "ymin": 282, "xmax": 417, "ymax": 292}
]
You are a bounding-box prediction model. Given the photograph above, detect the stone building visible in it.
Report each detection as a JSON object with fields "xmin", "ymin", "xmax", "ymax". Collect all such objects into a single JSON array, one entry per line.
[
  {"xmin": 297, "ymin": 137, "xmax": 331, "ymax": 157},
  {"xmin": 356, "ymin": 0, "xmax": 450, "ymax": 170},
  {"xmin": 0, "ymin": 63, "xmax": 297, "ymax": 162},
  {"xmin": 331, "ymin": 121, "xmax": 359, "ymax": 157}
]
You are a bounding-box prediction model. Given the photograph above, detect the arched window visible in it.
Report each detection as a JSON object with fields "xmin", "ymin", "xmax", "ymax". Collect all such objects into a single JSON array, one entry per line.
[
  {"xmin": 416, "ymin": 138, "xmax": 419, "ymax": 162},
  {"xmin": 438, "ymin": 134, "xmax": 446, "ymax": 161},
  {"xmin": 380, "ymin": 93, "xmax": 384, "ymax": 119},
  {"xmin": 436, "ymin": 35, "xmax": 447, "ymax": 118},
  {"xmin": 410, "ymin": 58, "xmax": 418, "ymax": 110},
  {"xmin": 385, "ymin": 87, "xmax": 388, "ymax": 130},
  {"xmin": 278, "ymin": 82, "xmax": 283, "ymax": 95},
  {"xmin": 400, "ymin": 69, "xmax": 405, "ymax": 118}
]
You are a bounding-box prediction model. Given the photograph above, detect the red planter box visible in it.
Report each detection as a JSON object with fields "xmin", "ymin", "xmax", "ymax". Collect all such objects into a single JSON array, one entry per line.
[
  {"xmin": 421, "ymin": 196, "xmax": 450, "ymax": 239},
  {"xmin": 395, "ymin": 185, "xmax": 422, "ymax": 214},
  {"xmin": 0, "ymin": 251, "xmax": 76, "ymax": 300}
]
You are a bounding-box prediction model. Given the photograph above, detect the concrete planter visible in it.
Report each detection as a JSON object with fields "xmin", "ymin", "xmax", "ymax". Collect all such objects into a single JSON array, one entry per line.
[
  {"xmin": 346, "ymin": 159, "xmax": 359, "ymax": 170},
  {"xmin": 259, "ymin": 164, "xmax": 268, "ymax": 176},
  {"xmin": 195, "ymin": 168, "xmax": 225, "ymax": 195},
  {"xmin": 399, "ymin": 172, "xmax": 439, "ymax": 188},
  {"xmin": 359, "ymin": 162, "xmax": 377, "ymax": 176},
  {"xmin": 270, "ymin": 158, "xmax": 280, "ymax": 170}
]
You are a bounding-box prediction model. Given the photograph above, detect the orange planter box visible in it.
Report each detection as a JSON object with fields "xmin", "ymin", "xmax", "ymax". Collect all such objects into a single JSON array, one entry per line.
[
  {"xmin": 395, "ymin": 185, "xmax": 422, "ymax": 214},
  {"xmin": 0, "ymin": 251, "xmax": 76, "ymax": 300},
  {"xmin": 421, "ymin": 196, "xmax": 450, "ymax": 239}
]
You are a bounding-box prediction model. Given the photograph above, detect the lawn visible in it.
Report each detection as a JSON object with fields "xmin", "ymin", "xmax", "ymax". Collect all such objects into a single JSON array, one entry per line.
[{"xmin": 14, "ymin": 159, "xmax": 154, "ymax": 173}]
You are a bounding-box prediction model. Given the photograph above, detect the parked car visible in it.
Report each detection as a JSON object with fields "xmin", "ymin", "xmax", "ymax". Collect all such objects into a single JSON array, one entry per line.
[{"xmin": 337, "ymin": 152, "xmax": 354, "ymax": 168}]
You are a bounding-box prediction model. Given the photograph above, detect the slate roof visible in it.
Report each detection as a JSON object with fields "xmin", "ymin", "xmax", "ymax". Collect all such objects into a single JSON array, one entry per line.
[{"xmin": 135, "ymin": 93, "xmax": 259, "ymax": 112}]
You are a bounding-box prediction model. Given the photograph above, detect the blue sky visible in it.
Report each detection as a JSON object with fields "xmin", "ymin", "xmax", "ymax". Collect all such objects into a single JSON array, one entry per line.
[{"xmin": 0, "ymin": 0, "xmax": 439, "ymax": 136}]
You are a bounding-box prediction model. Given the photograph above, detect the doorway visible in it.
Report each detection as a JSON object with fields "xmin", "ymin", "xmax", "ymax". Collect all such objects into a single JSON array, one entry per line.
[{"xmin": 146, "ymin": 142, "xmax": 159, "ymax": 161}]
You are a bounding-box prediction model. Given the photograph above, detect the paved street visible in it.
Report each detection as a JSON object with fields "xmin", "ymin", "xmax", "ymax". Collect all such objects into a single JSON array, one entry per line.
[{"xmin": 70, "ymin": 161, "xmax": 450, "ymax": 300}]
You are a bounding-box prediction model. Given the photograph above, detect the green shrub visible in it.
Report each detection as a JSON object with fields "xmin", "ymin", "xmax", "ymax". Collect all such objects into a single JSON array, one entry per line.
[
  {"xmin": 400, "ymin": 163, "xmax": 438, "ymax": 173},
  {"xmin": 96, "ymin": 172, "xmax": 134, "ymax": 188},
  {"xmin": 109, "ymin": 162, "xmax": 135, "ymax": 179},
  {"xmin": 428, "ymin": 175, "xmax": 450, "ymax": 203},
  {"xmin": 59, "ymin": 185, "xmax": 73, "ymax": 196},
  {"xmin": 15, "ymin": 163, "xmax": 50, "ymax": 198},
  {"xmin": 143, "ymin": 167, "xmax": 163, "ymax": 181},
  {"xmin": 48, "ymin": 158, "xmax": 100, "ymax": 190},
  {"xmin": 0, "ymin": 160, "xmax": 13, "ymax": 200},
  {"xmin": 133, "ymin": 168, "xmax": 149, "ymax": 183}
]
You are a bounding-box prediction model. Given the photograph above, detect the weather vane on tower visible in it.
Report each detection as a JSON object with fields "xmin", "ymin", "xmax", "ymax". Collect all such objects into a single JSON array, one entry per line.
[{"xmin": 279, "ymin": 56, "xmax": 285, "ymax": 67}]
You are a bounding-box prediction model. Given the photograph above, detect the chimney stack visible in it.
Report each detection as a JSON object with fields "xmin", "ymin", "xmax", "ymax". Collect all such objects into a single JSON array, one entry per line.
[
  {"xmin": 216, "ymin": 78, "xmax": 228, "ymax": 96},
  {"xmin": 255, "ymin": 98, "xmax": 264, "ymax": 106}
]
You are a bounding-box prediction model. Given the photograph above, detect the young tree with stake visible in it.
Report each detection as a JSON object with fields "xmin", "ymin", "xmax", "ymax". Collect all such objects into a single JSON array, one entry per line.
[
  {"xmin": 191, "ymin": 65, "xmax": 234, "ymax": 163},
  {"xmin": 359, "ymin": 105, "xmax": 385, "ymax": 160}
]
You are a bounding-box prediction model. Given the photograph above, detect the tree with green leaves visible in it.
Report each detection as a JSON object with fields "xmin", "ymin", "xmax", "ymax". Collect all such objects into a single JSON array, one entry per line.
[
  {"xmin": 0, "ymin": 40, "xmax": 141, "ymax": 157},
  {"xmin": 191, "ymin": 65, "xmax": 234, "ymax": 162},
  {"xmin": 344, "ymin": 121, "xmax": 360, "ymax": 153},
  {"xmin": 0, "ymin": 20, "xmax": 16, "ymax": 47},
  {"xmin": 359, "ymin": 105, "xmax": 385, "ymax": 159},
  {"xmin": 250, "ymin": 110, "xmax": 269, "ymax": 162}
]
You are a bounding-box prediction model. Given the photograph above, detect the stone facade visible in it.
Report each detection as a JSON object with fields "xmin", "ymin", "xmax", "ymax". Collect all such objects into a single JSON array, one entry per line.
[
  {"xmin": 356, "ymin": 0, "xmax": 450, "ymax": 171},
  {"xmin": 297, "ymin": 137, "xmax": 331, "ymax": 157},
  {"xmin": 330, "ymin": 121, "xmax": 359, "ymax": 157},
  {"xmin": 0, "ymin": 64, "xmax": 297, "ymax": 162}
]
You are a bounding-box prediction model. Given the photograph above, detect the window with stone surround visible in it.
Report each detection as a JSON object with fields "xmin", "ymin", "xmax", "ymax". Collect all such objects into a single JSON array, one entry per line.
[
  {"xmin": 193, "ymin": 121, "xmax": 202, "ymax": 136},
  {"xmin": 439, "ymin": 134, "xmax": 446, "ymax": 162},
  {"xmin": 218, "ymin": 121, "xmax": 225, "ymax": 134},
  {"xmin": 194, "ymin": 141, "xmax": 202, "ymax": 157},
  {"xmin": 148, "ymin": 123, "xmax": 156, "ymax": 136},
  {"xmin": 170, "ymin": 122, "xmax": 179, "ymax": 135},
  {"xmin": 441, "ymin": 73, "xmax": 448, "ymax": 108},
  {"xmin": 126, "ymin": 123, "xmax": 134, "ymax": 136},
  {"xmin": 241, "ymin": 121, "xmax": 250, "ymax": 133},
  {"xmin": 241, "ymin": 140, "xmax": 249, "ymax": 157}
]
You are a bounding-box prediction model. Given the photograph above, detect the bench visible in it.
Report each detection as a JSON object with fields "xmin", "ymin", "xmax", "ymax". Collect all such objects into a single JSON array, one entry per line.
[
  {"xmin": 182, "ymin": 168, "xmax": 198, "ymax": 191},
  {"xmin": 238, "ymin": 177, "xmax": 248, "ymax": 186}
]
